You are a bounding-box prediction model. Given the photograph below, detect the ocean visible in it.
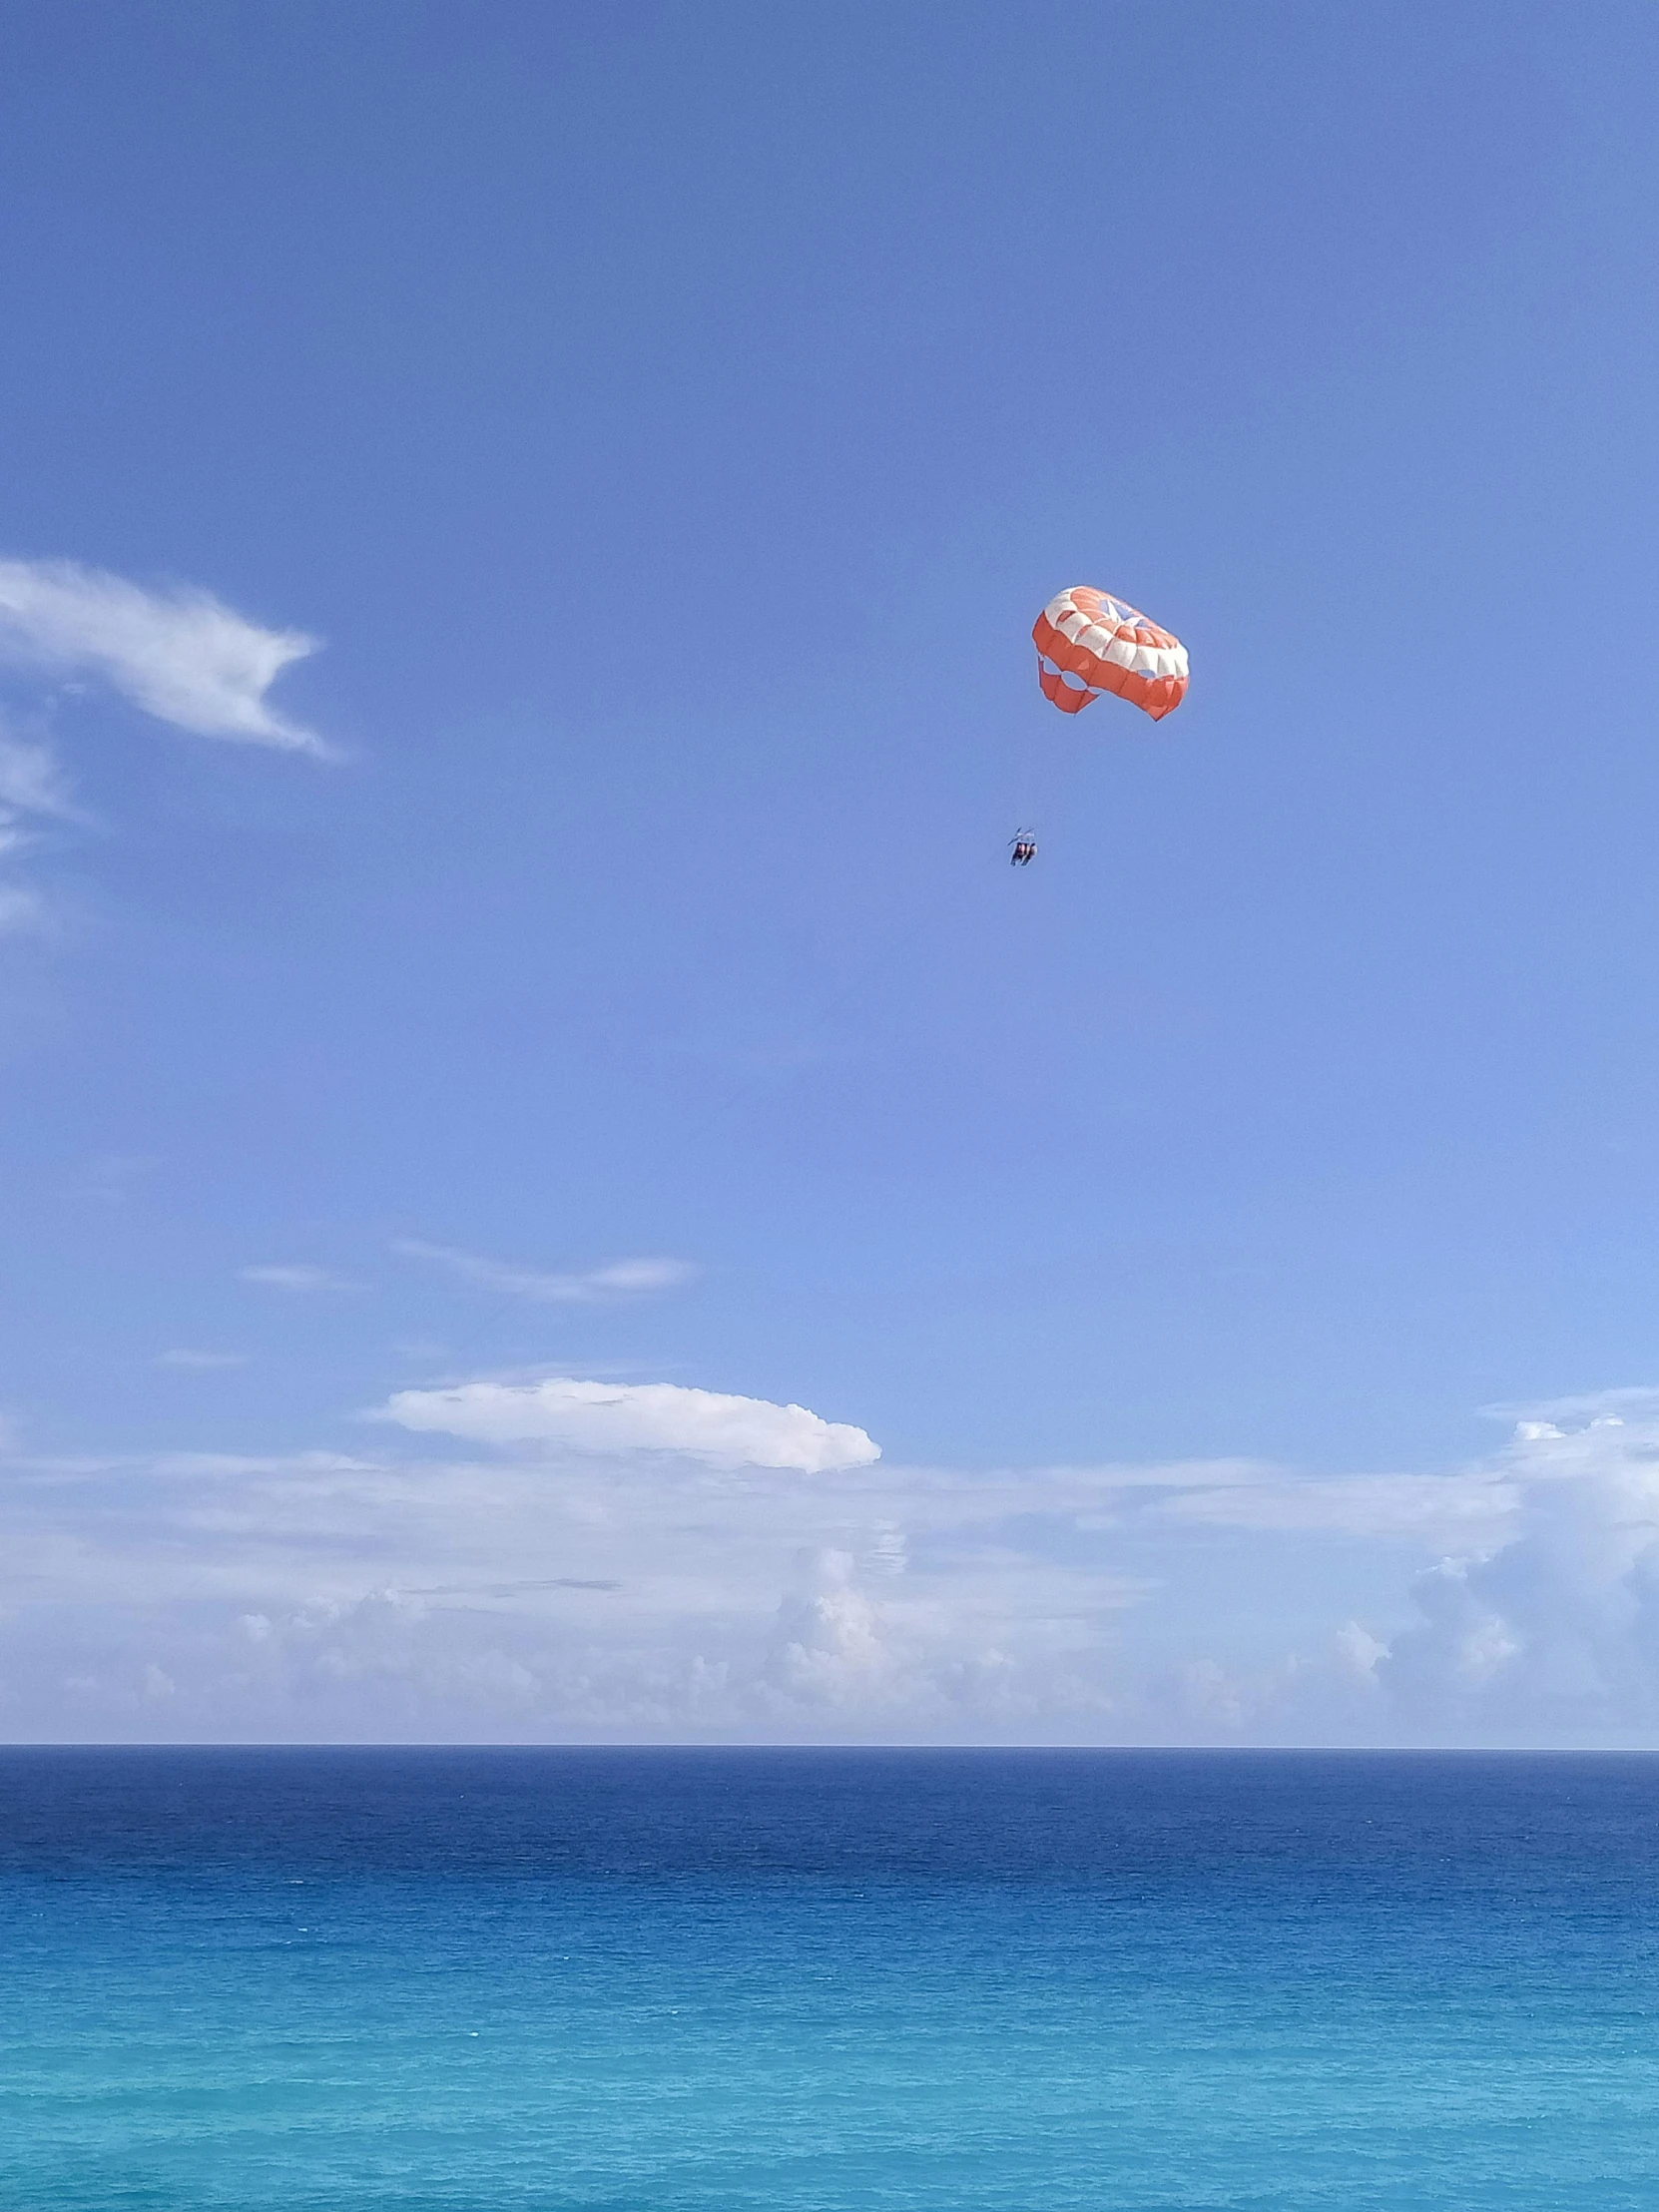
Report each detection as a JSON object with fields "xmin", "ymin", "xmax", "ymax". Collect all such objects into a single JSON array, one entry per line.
[{"xmin": 3, "ymin": 1748, "xmax": 1658, "ymax": 2209}]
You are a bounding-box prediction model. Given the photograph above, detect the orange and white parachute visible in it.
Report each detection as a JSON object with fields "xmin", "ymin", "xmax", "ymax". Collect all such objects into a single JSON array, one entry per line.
[{"xmin": 1033, "ymin": 587, "xmax": 1188, "ymax": 722}]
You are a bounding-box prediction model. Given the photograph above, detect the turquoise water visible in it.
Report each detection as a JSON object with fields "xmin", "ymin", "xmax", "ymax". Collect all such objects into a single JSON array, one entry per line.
[{"xmin": 5, "ymin": 1749, "xmax": 1659, "ymax": 2208}]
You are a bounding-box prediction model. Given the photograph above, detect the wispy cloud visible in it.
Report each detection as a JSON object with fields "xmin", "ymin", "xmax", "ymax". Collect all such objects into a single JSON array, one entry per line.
[
  {"xmin": 376, "ymin": 1375, "xmax": 880, "ymax": 1472},
  {"xmin": 158, "ymin": 1349, "xmax": 249, "ymax": 1370},
  {"xmin": 1153, "ymin": 1467, "xmax": 1517, "ymax": 1536},
  {"xmin": 240, "ymin": 1264, "xmax": 359, "ymax": 1295},
  {"xmin": 0, "ymin": 558, "xmax": 328, "ymax": 756},
  {"xmin": 0, "ymin": 730, "xmax": 77, "ymax": 825},
  {"xmin": 1480, "ymin": 1385, "xmax": 1659, "ymax": 1425},
  {"xmin": 0, "ymin": 721, "xmax": 83, "ymax": 933},
  {"xmin": 0, "ymin": 883, "xmax": 51, "ymax": 936},
  {"xmin": 393, "ymin": 1240, "xmax": 695, "ymax": 1303},
  {"xmin": 74, "ymin": 1154, "xmax": 160, "ymax": 1206}
]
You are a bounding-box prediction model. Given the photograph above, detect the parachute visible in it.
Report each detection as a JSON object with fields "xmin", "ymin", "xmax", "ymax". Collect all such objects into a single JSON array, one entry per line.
[{"xmin": 1033, "ymin": 587, "xmax": 1188, "ymax": 723}]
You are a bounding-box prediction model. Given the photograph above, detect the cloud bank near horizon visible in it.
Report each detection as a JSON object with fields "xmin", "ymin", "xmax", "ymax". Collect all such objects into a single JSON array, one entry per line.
[{"xmin": 9, "ymin": 1380, "xmax": 1659, "ymax": 1745}]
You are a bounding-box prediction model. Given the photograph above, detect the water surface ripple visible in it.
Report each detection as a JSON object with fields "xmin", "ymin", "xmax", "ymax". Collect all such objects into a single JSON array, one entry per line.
[{"xmin": 4, "ymin": 1748, "xmax": 1658, "ymax": 2209}]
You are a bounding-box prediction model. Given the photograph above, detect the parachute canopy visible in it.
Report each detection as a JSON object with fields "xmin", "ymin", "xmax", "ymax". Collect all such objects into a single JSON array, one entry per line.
[{"xmin": 1033, "ymin": 587, "xmax": 1188, "ymax": 722}]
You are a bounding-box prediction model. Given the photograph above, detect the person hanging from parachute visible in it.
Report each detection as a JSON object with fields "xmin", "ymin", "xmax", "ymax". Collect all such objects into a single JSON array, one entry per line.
[{"xmin": 1014, "ymin": 586, "xmax": 1189, "ymax": 861}]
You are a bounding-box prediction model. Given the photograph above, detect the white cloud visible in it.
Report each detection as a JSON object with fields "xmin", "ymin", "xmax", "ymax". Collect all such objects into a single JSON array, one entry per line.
[
  {"xmin": 375, "ymin": 1376, "xmax": 880, "ymax": 1472},
  {"xmin": 1154, "ymin": 1467, "xmax": 1517, "ymax": 1538},
  {"xmin": 0, "ymin": 721, "xmax": 81, "ymax": 932},
  {"xmin": 393, "ymin": 1240, "xmax": 695, "ymax": 1303},
  {"xmin": 158, "ymin": 1350, "xmax": 249, "ymax": 1370},
  {"xmin": 0, "ymin": 558, "xmax": 327, "ymax": 756},
  {"xmin": 240, "ymin": 1264, "xmax": 358, "ymax": 1294},
  {"xmin": 0, "ymin": 1418, "xmax": 1527, "ymax": 1744},
  {"xmin": 1482, "ymin": 1386, "xmax": 1659, "ymax": 1425},
  {"xmin": 19, "ymin": 1382, "xmax": 1659, "ymax": 1746},
  {"xmin": 764, "ymin": 1549, "xmax": 908, "ymax": 1707},
  {"xmin": 0, "ymin": 730, "xmax": 76, "ymax": 823},
  {"xmin": 1376, "ymin": 1406, "xmax": 1659, "ymax": 1738},
  {"xmin": 0, "ymin": 1431, "xmax": 1135, "ymax": 1740}
]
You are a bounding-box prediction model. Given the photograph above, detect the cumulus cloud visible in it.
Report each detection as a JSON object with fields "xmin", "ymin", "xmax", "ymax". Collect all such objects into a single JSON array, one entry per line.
[
  {"xmin": 1377, "ymin": 1404, "xmax": 1659, "ymax": 1739},
  {"xmin": 0, "ymin": 1431, "xmax": 1139, "ymax": 1741},
  {"xmin": 20, "ymin": 1383, "xmax": 1659, "ymax": 1745},
  {"xmin": 376, "ymin": 1376, "xmax": 880, "ymax": 1472},
  {"xmin": 764, "ymin": 1549, "xmax": 905, "ymax": 1707},
  {"xmin": 0, "ymin": 558, "xmax": 327, "ymax": 755},
  {"xmin": 1126, "ymin": 1399, "xmax": 1659, "ymax": 1745},
  {"xmin": 393, "ymin": 1240, "xmax": 695, "ymax": 1303}
]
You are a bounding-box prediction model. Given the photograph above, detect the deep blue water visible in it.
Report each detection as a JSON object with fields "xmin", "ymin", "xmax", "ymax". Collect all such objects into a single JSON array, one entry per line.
[{"xmin": 5, "ymin": 1750, "xmax": 1659, "ymax": 2209}]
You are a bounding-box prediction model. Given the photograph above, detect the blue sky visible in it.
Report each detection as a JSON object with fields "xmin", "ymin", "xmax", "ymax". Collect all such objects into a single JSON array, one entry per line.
[{"xmin": 4, "ymin": 4, "xmax": 1659, "ymax": 1744}]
